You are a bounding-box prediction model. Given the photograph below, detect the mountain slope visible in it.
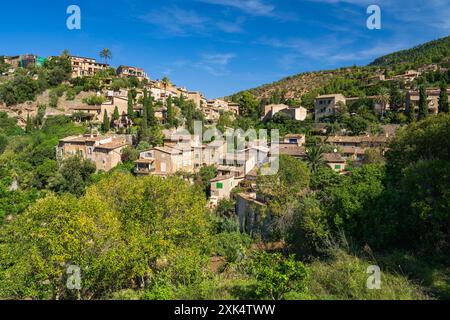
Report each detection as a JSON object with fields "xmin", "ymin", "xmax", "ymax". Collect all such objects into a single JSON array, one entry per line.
[
  {"xmin": 369, "ymin": 36, "xmax": 450, "ymax": 67},
  {"xmin": 230, "ymin": 35, "xmax": 450, "ymax": 104}
]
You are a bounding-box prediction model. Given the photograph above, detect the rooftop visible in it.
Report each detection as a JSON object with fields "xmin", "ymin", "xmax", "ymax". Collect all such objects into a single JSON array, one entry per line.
[
  {"xmin": 316, "ymin": 94, "xmax": 346, "ymax": 99},
  {"xmin": 276, "ymin": 143, "xmax": 306, "ymax": 157},
  {"xmin": 211, "ymin": 175, "xmax": 234, "ymax": 182},
  {"xmin": 325, "ymin": 135, "xmax": 389, "ymax": 144},
  {"xmin": 135, "ymin": 158, "xmax": 155, "ymax": 164},
  {"xmin": 284, "ymin": 133, "xmax": 305, "ymax": 139},
  {"xmin": 323, "ymin": 153, "xmax": 346, "ymax": 163},
  {"xmin": 154, "ymin": 146, "xmax": 183, "ymax": 155}
]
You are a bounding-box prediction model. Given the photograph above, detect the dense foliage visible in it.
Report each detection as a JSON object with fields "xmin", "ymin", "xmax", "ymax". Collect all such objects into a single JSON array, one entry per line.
[
  {"xmin": 0, "ymin": 173, "xmax": 212, "ymax": 300},
  {"xmin": 370, "ymin": 36, "xmax": 450, "ymax": 68}
]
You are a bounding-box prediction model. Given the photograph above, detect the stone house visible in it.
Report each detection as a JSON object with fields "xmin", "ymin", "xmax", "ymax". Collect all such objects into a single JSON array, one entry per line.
[{"xmin": 57, "ymin": 134, "xmax": 132, "ymax": 172}]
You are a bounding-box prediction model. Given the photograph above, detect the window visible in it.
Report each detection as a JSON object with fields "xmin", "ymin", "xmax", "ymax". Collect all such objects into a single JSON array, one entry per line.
[
  {"xmin": 216, "ymin": 182, "xmax": 224, "ymax": 189},
  {"xmin": 335, "ymin": 165, "xmax": 341, "ymax": 170}
]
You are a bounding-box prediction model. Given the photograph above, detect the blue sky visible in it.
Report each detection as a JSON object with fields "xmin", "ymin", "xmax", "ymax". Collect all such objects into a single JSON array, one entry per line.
[{"xmin": 1, "ymin": 0, "xmax": 449, "ymax": 98}]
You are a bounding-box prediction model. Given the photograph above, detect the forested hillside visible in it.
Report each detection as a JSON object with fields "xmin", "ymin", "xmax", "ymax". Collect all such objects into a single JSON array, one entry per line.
[
  {"xmin": 370, "ymin": 36, "xmax": 450, "ymax": 67},
  {"xmin": 230, "ymin": 36, "xmax": 450, "ymax": 106}
]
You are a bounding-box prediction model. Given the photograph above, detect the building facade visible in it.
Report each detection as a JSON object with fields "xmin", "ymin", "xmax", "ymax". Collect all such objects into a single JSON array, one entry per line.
[
  {"xmin": 57, "ymin": 134, "xmax": 132, "ymax": 172},
  {"xmin": 116, "ymin": 65, "xmax": 149, "ymax": 81},
  {"xmin": 314, "ymin": 94, "xmax": 347, "ymax": 121},
  {"xmin": 69, "ymin": 56, "xmax": 109, "ymax": 78}
]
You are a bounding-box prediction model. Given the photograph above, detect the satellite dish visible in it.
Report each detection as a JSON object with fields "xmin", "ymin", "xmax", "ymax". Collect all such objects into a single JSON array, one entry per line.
[{"xmin": 334, "ymin": 149, "xmax": 338, "ymax": 153}]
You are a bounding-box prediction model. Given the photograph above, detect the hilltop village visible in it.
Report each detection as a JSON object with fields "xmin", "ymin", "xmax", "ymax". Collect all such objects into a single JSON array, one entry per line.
[
  {"xmin": 1, "ymin": 50, "xmax": 449, "ymax": 210},
  {"xmin": 0, "ymin": 42, "xmax": 449, "ymax": 300}
]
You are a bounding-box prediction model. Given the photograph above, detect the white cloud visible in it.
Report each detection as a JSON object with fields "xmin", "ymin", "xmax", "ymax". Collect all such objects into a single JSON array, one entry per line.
[
  {"xmin": 257, "ymin": 35, "xmax": 412, "ymax": 68},
  {"xmin": 140, "ymin": 6, "xmax": 207, "ymax": 36},
  {"xmin": 198, "ymin": 0, "xmax": 275, "ymax": 17},
  {"xmin": 197, "ymin": 53, "xmax": 236, "ymax": 76},
  {"xmin": 140, "ymin": 5, "xmax": 245, "ymax": 36}
]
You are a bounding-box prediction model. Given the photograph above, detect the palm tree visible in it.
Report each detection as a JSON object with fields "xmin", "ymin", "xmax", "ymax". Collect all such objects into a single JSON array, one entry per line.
[
  {"xmin": 375, "ymin": 87, "xmax": 390, "ymax": 119},
  {"xmin": 61, "ymin": 49, "xmax": 71, "ymax": 58},
  {"xmin": 306, "ymin": 144, "xmax": 326, "ymax": 174},
  {"xmin": 99, "ymin": 48, "xmax": 112, "ymax": 65}
]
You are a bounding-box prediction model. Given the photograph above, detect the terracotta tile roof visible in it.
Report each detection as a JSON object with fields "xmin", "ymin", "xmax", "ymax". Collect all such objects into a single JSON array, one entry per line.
[
  {"xmin": 276, "ymin": 143, "xmax": 306, "ymax": 157},
  {"xmin": 135, "ymin": 158, "xmax": 155, "ymax": 164},
  {"xmin": 94, "ymin": 141, "xmax": 128, "ymax": 150},
  {"xmin": 154, "ymin": 146, "xmax": 182, "ymax": 155},
  {"xmin": 338, "ymin": 146, "xmax": 367, "ymax": 155},
  {"xmin": 284, "ymin": 134, "xmax": 305, "ymax": 139},
  {"xmin": 323, "ymin": 153, "xmax": 346, "ymax": 163},
  {"xmin": 211, "ymin": 175, "xmax": 234, "ymax": 182}
]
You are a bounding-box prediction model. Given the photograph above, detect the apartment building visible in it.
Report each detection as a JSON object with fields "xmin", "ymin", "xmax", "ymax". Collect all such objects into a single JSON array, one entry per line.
[
  {"xmin": 69, "ymin": 56, "xmax": 109, "ymax": 78},
  {"xmin": 57, "ymin": 134, "xmax": 132, "ymax": 172},
  {"xmin": 406, "ymin": 88, "xmax": 450, "ymax": 115},
  {"xmin": 116, "ymin": 65, "xmax": 149, "ymax": 81},
  {"xmin": 314, "ymin": 94, "xmax": 347, "ymax": 121}
]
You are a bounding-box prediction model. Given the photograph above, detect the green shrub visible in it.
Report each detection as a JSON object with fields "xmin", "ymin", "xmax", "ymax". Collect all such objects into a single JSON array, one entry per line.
[
  {"xmin": 308, "ymin": 248, "xmax": 429, "ymax": 300},
  {"xmin": 83, "ymin": 95, "xmax": 106, "ymax": 105},
  {"xmin": 212, "ymin": 232, "xmax": 252, "ymax": 263}
]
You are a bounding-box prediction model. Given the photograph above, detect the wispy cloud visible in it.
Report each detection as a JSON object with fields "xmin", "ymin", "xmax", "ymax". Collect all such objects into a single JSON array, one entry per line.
[
  {"xmin": 307, "ymin": 0, "xmax": 450, "ymax": 32},
  {"xmin": 257, "ymin": 35, "xmax": 411, "ymax": 69},
  {"xmin": 198, "ymin": 0, "xmax": 275, "ymax": 17},
  {"xmin": 196, "ymin": 53, "xmax": 236, "ymax": 76},
  {"xmin": 140, "ymin": 6, "xmax": 207, "ymax": 36},
  {"xmin": 140, "ymin": 5, "xmax": 245, "ymax": 36}
]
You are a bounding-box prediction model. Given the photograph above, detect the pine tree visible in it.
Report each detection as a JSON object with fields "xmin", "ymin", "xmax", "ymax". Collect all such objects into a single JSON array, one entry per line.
[
  {"xmin": 113, "ymin": 106, "xmax": 120, "ymax": 121},
  {"xmin": 127, "ymin": 91, "xmax": 134, "ymax": 118},
  {"xmin": 102, "ymin": 110, "xmax": 110, "ymax": 132},
  {"xmin": 141, "ymin": 90, "xmax": 148, "ymax": 133},
  {"xmin": 438, "ymin": 81, "xmax": 449, "ymax": 113},
  {"xmin": 418, "ymin": 85, "xmax": 428, "ymax": 120},
  {"xmin": 25, "ymin": 114, "xmax": 33, "ymax": 133},
  {"xmin": 166, "ymin": 95, "xmax": 175, "ymax": 127},
  {"xmin": 406, "ymin": 100, "xmax": 416, "ymax": 123},
  {"xmin": 146, "ymin": 91, "xmax": 156, "ymax": 127}
]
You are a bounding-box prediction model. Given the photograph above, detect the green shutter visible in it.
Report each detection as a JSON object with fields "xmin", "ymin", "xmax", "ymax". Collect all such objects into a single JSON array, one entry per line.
[
  {"xmin": 335, "ymin": 165, "xmax": 341, "ymax": 170},
  {"xmin": 217, "ymin": 182, "xmax": 224, "ymax": 189}
]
